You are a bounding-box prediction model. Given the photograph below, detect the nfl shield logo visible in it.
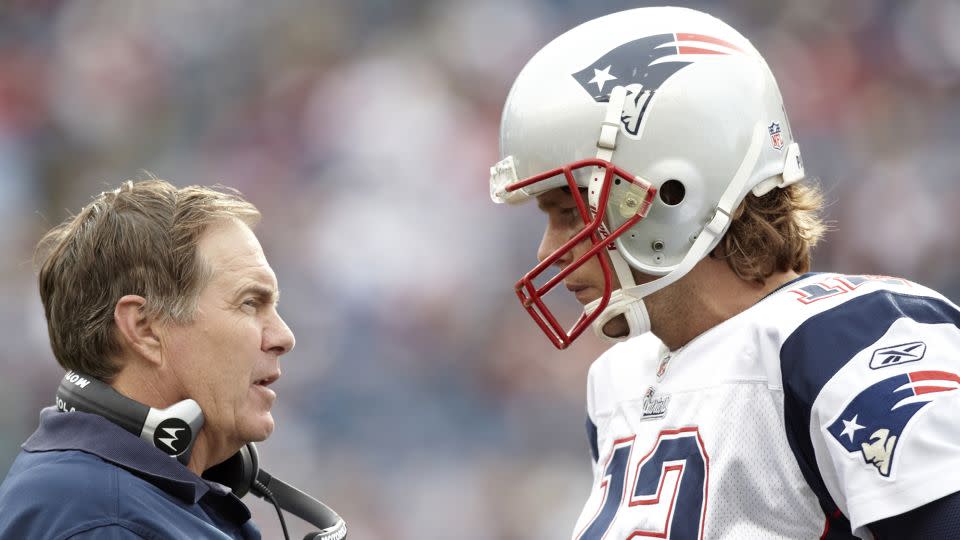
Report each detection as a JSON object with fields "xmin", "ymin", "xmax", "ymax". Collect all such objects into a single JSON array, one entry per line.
[{"xmin": 768, "ymin": 122, "xmax": 784, "ymax": 150}]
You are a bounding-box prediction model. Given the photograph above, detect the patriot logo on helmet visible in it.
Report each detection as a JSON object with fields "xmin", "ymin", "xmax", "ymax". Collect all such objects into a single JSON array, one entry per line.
[
  {"xmin": 827, "ymin": 370, "xmax": 960, "ymax": 477},
  {"xmin": 571, "ymin": 33, "xmax": 744, "ymax": 137}
]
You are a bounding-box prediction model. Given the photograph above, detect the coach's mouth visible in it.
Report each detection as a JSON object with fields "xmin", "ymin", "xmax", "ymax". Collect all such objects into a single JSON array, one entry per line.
[{"xmin": 253, "ymin": 371, "xmax": 280, "ymax": 387}]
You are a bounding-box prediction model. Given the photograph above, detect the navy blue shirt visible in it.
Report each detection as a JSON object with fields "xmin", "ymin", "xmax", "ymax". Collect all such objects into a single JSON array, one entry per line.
[{"xmin": 0, "ymin": 408, "xmax": 261, "ymax": 539}]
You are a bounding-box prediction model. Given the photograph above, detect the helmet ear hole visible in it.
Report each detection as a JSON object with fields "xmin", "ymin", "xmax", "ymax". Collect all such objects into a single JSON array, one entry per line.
[{"xmin": 659, "ymin": 179, "xmax": 685, "ymax": 206}]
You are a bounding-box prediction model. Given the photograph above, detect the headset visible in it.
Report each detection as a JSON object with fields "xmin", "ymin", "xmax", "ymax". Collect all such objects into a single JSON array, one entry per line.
[{"xmin": 56, "ymin": 370, "xmax": 347, "ymax": 540}]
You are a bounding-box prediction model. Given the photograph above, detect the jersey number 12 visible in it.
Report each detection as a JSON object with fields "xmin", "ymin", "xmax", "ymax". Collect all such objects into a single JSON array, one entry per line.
[{"xmin": 577, "ymin": 427, "xmax": 709, "ymax": 540}]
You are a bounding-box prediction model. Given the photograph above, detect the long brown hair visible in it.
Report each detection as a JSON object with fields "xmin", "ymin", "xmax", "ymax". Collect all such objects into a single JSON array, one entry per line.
[{"xmin": 711, "ymin": 182, "xmax": 827, "ymax": 284}]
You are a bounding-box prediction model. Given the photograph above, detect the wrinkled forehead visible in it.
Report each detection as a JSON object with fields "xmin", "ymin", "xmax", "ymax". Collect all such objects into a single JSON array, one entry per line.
[{"xmin": 198, "ymin": 219, "xmax": 276, "ymax": 285}]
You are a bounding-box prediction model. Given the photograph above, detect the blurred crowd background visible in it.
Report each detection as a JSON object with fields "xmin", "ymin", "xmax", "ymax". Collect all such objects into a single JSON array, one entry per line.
[{"xmin": 1, "ymin": 1, "xmax": 958, "ymax": 538}]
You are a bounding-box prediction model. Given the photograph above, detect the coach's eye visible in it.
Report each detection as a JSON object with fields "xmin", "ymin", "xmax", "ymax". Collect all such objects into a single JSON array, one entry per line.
[{"xmin": 241, "ymin": 299, "xmax": 260, "ymax": 311}]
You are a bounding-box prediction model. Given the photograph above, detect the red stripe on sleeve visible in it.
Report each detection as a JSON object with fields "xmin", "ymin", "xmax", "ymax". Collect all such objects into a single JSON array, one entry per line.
[
  {"xmin": 909, "ymin": 370, "xmax": 960, "ymax": 384},
  {"xmin": 914, "ymin": 385, "xmax": 956, "ymax": 395}
]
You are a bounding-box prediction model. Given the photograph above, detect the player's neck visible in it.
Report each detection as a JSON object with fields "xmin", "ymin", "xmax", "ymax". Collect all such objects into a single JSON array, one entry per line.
[{"xmin": 653, "ymin": 259, "xmax": 799, "ymax": 350}]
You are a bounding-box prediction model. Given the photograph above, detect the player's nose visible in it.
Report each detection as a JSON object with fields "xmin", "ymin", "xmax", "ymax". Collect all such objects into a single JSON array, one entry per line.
[{"xmin": 537, "ymin": 222, "xmax": 574, "ymax": 267}]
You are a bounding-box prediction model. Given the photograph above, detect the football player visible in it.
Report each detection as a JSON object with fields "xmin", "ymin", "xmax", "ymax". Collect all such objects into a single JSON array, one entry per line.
[{"xmin": 489, "ymin": 7, "xmax": 960, "ymax": 539}]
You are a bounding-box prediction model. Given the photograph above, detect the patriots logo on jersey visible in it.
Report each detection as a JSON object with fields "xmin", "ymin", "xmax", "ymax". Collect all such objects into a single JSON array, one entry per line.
[
  {"xmin": 571, "ymin": 33, "xmax": 743, "ymax": 137},
  {"xmin": 827, "ymin": 370, "xmax": 960, "ymax": 477}
]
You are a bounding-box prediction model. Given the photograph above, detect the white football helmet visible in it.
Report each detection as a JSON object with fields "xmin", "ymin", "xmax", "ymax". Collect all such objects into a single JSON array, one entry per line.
[{"xmin": 490, "ymin": 7, "xmax": 805, "ymax": 349}]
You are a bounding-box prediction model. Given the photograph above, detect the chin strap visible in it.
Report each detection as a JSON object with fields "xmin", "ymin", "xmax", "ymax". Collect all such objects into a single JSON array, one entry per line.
[
  {"xmin": 585, "ymin": 289, "xmax": 652, "ymax": 342},
  {"xmin": 586, "ymin": 249, "xmax": 651, "ymax": 341}
]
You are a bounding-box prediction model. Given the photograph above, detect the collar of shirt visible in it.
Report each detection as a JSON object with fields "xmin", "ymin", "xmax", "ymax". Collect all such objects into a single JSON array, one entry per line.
[{"xmin": 22, "ymin": 407, "xmax": 228, "ymax": 505}]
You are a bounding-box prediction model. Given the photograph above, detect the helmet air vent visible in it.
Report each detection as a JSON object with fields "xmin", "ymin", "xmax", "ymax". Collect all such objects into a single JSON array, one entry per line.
[{"xmin": 659, "ymin": 179, "xmax": 685, "ymax": 206}]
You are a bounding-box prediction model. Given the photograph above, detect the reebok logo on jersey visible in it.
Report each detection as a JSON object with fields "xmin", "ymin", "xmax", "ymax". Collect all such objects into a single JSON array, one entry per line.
[
  {"xmin": 869, "ymin": 342, "xmax": 926, "ymax": 369},
  {"xmin": 827, "ymin": 370, "xmax": 959, "ymax": 477}
]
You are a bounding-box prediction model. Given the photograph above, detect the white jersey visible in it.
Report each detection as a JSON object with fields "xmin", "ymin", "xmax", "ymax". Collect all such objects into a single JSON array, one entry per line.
[{"xmin": 573, "ymin": 273, "xmax": 960, "ymax": 539}]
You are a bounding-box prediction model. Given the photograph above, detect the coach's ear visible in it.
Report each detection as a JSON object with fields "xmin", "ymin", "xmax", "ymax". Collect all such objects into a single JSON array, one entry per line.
[{"xmin": 114, "ymin": 295, "xmax": 162, "ymax": 366}]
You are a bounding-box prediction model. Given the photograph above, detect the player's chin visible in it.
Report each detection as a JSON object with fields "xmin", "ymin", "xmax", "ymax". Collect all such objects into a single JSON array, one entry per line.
[
  {"xmin": 601, "ymin": 314, "xmax": 630, "ymax": 338},
  {"xmin": 574, "ymin": 287, "xmax": 600, "ymax": 305}
]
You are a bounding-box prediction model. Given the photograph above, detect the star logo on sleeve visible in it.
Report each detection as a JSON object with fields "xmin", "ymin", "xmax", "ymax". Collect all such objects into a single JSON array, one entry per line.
[{"xmin": 839, "ymin": 414, "xmax": 864, "ymax": 442}]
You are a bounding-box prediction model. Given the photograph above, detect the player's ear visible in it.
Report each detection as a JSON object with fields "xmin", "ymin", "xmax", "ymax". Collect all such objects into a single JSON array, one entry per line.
[{"xmin": 114, "ymin": 295, "xmax": 163, "ymax": 367}]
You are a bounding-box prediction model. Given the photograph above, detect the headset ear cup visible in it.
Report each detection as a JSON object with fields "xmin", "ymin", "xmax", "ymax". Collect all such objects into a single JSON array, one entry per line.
[{"xmin": 201, "ymin": 442, "xmax": 259, "ymax": 498}]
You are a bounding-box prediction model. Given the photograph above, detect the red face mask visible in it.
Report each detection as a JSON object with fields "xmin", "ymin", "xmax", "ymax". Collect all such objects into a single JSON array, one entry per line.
[{"xmin": 506, "ymin": 158, "xmax": 656, "ymax": 349}]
